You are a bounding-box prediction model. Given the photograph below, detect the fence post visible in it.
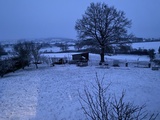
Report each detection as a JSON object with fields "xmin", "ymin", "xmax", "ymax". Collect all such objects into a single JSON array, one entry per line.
[
  {"xmin": 148, "ymin": 63, "xmax": 151, "ymax": 68},
  {"xmin": 125, "ymin": 62, "xmax": 128, "ymax": 67}
]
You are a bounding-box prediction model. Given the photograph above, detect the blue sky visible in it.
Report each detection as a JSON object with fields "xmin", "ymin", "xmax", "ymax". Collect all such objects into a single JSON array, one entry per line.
[{"xmin": 0, "ymin": 0, "xmax": 160, "ymax": 41}]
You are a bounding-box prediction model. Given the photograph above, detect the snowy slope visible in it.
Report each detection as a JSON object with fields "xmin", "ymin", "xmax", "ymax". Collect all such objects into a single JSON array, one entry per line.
[
  {"xmin": 0, "ymin": 55, "xmax": 160, "ymax": 120},
  {"xmin": 132, "ymin": 41, "xmax": 160, "ymax": 52}
]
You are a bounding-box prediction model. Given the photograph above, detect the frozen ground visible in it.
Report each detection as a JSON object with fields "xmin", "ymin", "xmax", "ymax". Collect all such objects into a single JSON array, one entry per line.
[
  {"xmin": 40, "ymin": 46, "xmax": 75, "ymax": 53},
  {"xmin": 132, "ymin": 41, "xmax": 160, "ymax": 52},
  {"xmin": 0, "ymin": 54, "xmax": 160, "ymax": 120}
]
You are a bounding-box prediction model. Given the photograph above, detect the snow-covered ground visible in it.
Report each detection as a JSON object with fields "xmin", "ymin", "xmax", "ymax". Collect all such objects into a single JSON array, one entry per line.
[
  {"xmin": 0, "ymin": 54, "xmax": 160, "ymax": 120},
  {"xmin": 40, "ymin": 46, "xmax": 60, "ymax": 53},
  {"xmin": 40, "ymin": 46, "xmax": 75, "ymax": 53},
  {"xmin": 3, "ymin": 41, "xmax": 159, "ymax": 54},
  {"xmin": 132, "ymin": 41, "xmax": 160, "ymax": 52},
  {"xmin": 105, "ymin": 54, "xmax": 150, "ymax": 61},
  {"xmin": 39, "ymin": 41, "xmax": 160, "ymax": 53},
  {"xmin": 4, "ymin": 47, "xmax": 13, "ymax": 53},
  {"xmin": 41, "ymin": 52, "xmax": 80, "ymax": 59}
]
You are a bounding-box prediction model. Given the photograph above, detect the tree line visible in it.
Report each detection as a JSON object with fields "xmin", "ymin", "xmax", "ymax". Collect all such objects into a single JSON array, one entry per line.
[{"xmin": 0, "ymin": 41, "xmax": 42, "ymax": 77}]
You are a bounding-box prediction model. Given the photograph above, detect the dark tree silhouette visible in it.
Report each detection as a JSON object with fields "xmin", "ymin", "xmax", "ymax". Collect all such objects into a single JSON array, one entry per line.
[
  {"xmin": 0, "ymin": 44, "xmax": 6, "ymax": 57},
  {"xmin": 148, "ymin": 49, "xmax": 155, "ymax": 61},
  {"xmin": 74, "ymin": 40, "xmax": 84, "ymax": 51},
  {"xmin": 59, "ymin": 43, "xmax": 69, "ymax": 51},
  {"xmin": 13, "ymin": 41, "xmax": 32, "ymax": 69},
  {"xmin": 75, "ymin": 2, "xmax": 132, "ymax": 62},
  {"xmin": 30, "ymin": 42, "xmax": 42, "ymax": 69}
]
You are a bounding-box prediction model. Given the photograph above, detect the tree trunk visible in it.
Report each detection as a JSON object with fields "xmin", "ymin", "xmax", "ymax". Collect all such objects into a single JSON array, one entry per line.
[
  {"xmin": 35, "ymin": 63, "xmax": 38, "ymax": 69},
  {"xmin": 100, "ymin": 46, "xmax": 105, "ymax": 63}
]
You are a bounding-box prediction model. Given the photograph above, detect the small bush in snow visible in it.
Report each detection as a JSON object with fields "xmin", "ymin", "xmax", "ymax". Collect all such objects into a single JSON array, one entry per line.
[{"xmin": 79, "ymin": 74, "xmax": 159, "ymax": 120}]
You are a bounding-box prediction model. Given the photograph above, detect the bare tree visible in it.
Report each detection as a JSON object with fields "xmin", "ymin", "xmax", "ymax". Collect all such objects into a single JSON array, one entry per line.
[
  {"xmin": 74, "ymin": 40, "xmax": 84, "ymax": 51},
  {"xmin": 30, "ymin": 42, "xmax": 42, "ymax": 69},
  {"xmin": 0, "ymin": 60, "xmax": 7, "ymax": 77},
  {"xmin": 59, "ymin": 43, "xmax": 69, "ymax": 51},
  {"xmin": 75, "ymin": 2, "xmax": 132, "ymax": 63},
  {"xmin": 148, "ymin": 49, "xmax": 155, "ymax": 61},
  {"xmin": 13, "ymin": 41, "xmax": 32, "ymax": 69},
  {"xmin": 79, "ymin": 74, "xmax": 159, "ymax": 120}
]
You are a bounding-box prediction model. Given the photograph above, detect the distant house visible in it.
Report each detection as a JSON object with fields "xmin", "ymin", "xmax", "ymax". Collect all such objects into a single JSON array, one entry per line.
[
  {"xmin": 72, "ymin": 52, "xmax": 89, "ymax": 61},
  {"xmin": 72, "ymin": 52, "xmax": 89, "ymax": 67}
]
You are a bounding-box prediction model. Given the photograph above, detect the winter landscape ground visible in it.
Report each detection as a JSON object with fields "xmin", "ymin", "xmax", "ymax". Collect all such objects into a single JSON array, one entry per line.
[{"xmin": 0, "ymin": 53, "xmax": 160, "ymax": 120}]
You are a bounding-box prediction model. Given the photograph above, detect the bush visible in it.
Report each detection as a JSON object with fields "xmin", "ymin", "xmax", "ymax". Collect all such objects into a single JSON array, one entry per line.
[
  {"xmin": 0, "ymin": 60, "xmax": 8, "ymax": 77},
  {"xmin": 13, "ymin": 41, "xmax": 32, "ymax": 69},
  {"xmin": 0, "ymin": 57, "xmax": 25, "ymax": 77},
  {"xmin": 148, "ymin": 49, "xmax": 155, "ymax": 61},
  {"xmin": 0, "ymin": 44, "xmax": 7, "ymax": 57},
  {"xmin": 78, "ymin": 74, "xmax": 159, "ymax": 120}
]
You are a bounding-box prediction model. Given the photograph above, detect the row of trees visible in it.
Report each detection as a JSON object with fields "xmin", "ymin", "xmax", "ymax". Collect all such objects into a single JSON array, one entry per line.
[
  {"xmin": 0, "ymin": 41, "xmax": 42, "ymax": 77},
  {"xmin": 54, "ymin": 43, "xmax": 69, "ymax": 52},
  {"xmin": 0, "ymin": 44, "xmax": 7, "ymax": 57},
  {"xmin": 13, "ymin": 41, "xmax": 42, "ymax": 69}
]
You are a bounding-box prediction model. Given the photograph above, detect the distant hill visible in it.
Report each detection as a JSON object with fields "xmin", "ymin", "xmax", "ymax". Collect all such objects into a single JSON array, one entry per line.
[{"xmin": 0, "ymin": 37, "xmax": 77, "ymax": 45}]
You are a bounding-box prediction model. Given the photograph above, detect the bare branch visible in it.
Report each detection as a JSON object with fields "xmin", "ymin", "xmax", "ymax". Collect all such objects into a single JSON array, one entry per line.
[{"xmin": 78, "ymin": 74, "xmax": 159, "ymax": 120}]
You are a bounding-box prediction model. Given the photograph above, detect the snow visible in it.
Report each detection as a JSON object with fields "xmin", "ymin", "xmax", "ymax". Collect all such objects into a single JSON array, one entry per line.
[
  {"xmin": 105, "ymin": 54, "xmax": 150, "ymax": 61},
  {"xmin": 40, "ymin": 46, "xmax": 75, "ymax": 53},
  {"xmin": 4, "ymin": 47, "xmax": 13, "ymax": 53},
  {"xmin": 39, "ymin": 41, "xmax": 160, "ymax": 53},
  {"xmin": 41, "ymin": 52, "xmax": 80, "ymax": 59},
  {"xmin": 40, "ymin": 46, "xmax": 60, "ymax": 53},
  {"xmin": 132, "ymin": 41, "xmax": 160, "ymax": 52},
  {"xmin": 0, "ymin": 54, "xmax": 160, "ymax": 120}
]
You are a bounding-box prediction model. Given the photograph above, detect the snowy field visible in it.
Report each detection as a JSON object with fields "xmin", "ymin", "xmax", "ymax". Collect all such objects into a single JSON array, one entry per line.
[
  {"xmin": 39, "ymin": 46, "xmax": 75, "ymax": 53},
  {"xmin": 39, "ymin": 41, "xmax": 160, "ymax": 53},
  {"xmin": 0, "ymin": 54, "xmax": 160, "ymax": 120},
  {"xmin": 40, "ymin": 46, "xmax": 60, "ymax": 53},
  {"xmin": 132, "ymin": 41, "xmax": 160, "ymax": 52},
  {"xmin": 3, "ymin": 41, "xmax": 160, "ymax": 54}
]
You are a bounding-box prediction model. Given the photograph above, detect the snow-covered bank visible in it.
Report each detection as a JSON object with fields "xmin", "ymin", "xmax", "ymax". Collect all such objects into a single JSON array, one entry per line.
[
  {"xmin": 0, "ymin": 62, "xmax": 160, "ymax": 120},
  {"xmin": 132, "ymin": 41, "xmax": 160, "ymax": 52}
]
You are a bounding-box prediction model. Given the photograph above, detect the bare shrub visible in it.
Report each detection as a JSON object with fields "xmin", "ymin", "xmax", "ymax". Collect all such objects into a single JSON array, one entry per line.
[
  {"xmin": 13, "ymin": 41, "xmax": 32, "ymax": 69},
  {"xmin": 79, "ymin": 74, "xmax": 159, "ymax": 120},
  {"xmin": 30, "ymin": 42, "xmax": 42, "ymax": 69}
]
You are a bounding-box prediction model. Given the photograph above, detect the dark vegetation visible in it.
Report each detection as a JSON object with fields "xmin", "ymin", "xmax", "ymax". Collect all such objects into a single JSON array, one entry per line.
[
  {"xmin": 0, "ymin": 44, "xmax": 7, "ymax": 56},
  {"xmin": 55, "ymin": 43, "xmax": 69, "ymax": 51},
  {"xmin": 0, "ymin": 41, "xmax": 42, "ymax": 77},
  {"xmin": 0, "ymin": 57, "xmax": 24, "ymax": 77}
]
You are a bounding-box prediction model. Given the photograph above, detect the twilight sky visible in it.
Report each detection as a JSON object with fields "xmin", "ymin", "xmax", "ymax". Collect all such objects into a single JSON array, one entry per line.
[{"xmin": 0, "ymin": 0, "xmax": 160, "ymax": 41}]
